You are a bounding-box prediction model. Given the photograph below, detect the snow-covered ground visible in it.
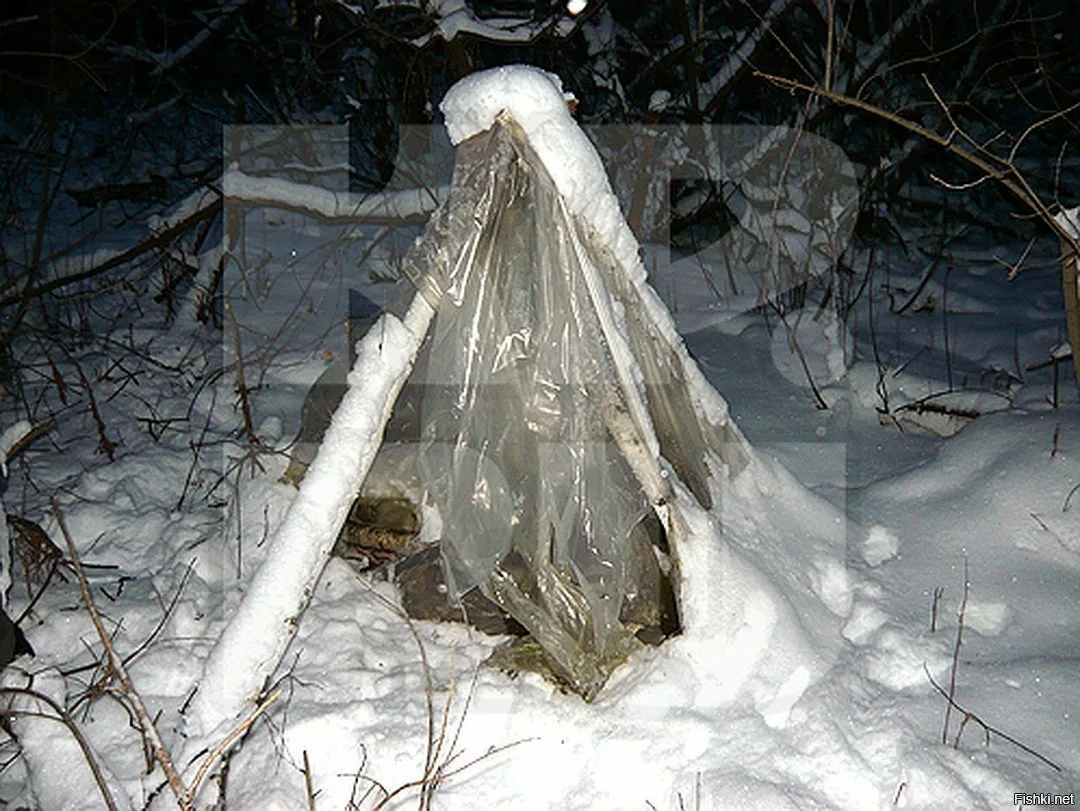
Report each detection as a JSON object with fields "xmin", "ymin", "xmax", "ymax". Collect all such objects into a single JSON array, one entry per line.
[{"xmin": 1, "ymin": 68, "xmax": 1077, "ymax": 810}]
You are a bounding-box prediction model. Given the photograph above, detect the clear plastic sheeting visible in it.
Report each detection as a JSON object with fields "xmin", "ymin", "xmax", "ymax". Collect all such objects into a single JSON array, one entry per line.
[
  {"xmin": 356, "ymin": 105, "xmax": 755, "ymax": 699},
  {"xmin": 385, "ymin": 117, "xmax": 712, "ymax": 698},
  {"xmin": 408, "ymin": 120, "xmax": 654, "ymax": 697}
]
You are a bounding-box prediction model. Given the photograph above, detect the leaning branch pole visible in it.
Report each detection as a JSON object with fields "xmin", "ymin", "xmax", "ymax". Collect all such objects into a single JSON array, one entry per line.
[{"xmin": 172, "ymin": 290, "xmax": 438, "ymax": 807}]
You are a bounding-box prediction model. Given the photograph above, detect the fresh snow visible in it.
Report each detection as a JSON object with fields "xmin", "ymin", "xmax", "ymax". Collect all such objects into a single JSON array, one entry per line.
[
  {"xmin": 1, "ymin": 66, "xmax": 1077, "ymax": 810},
  {"xmin": 441, "ymin": 65, "xmax": 647, "ymax": 288}
]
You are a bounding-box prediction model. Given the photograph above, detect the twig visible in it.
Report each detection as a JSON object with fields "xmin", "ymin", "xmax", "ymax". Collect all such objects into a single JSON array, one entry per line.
[
  {"xmin": 1008, "ymin": 100, "xmax": 1080, "ymax": 166},
  {"xmin": 1063, "ymin": 483, "xmax": 1079, "ymax": 513},
  {"xmin": 750, "ymin": 70, "xmax": 1080, "ymax": 256},
  {"xmin": 344, "ymin": 744, "xmax": 372, "ymax": 810},
  {"xmin": 867, "ymin": 251, "xmax": 892, "ymax": 418},
  {"xmin": 943, "ymin": 262, "xmax": 953, "ymax": 390},
  {"xmin": 371, "ymin": 739, "xmax": 534, "ymax": 811},
  {"xmin": 119, "ymin": 560, "xmax": 196, "ymax": 669},
  {"xmin": 302, "ymin": 750, "xmax": 316, "ymax": 811},
  {"xmin": 360, "ymin": 587, "xmax": 440, "ymax": 808},
  {"xmin": 358, "ymin": 583, "xmax": 533, "ymax": 810},
  {"xmin": 942, "ymin": 558, "xmax": 969, "ymax": 745},
  {"xmin": 923, "ymin": 665, "xmax": 1063, "ymax": 772},
  {"xmin": 770, "ymin": 303, "xmax": 829, "ymax": 410},
  {"xmin": 224, "ymin": 302, "xmax": 259, "ymax": 455},
  {"xmin": 176, "ymin": 384, "xmax": 218, "ymax": 512},
  {"xmin": 1058, "ymin": 232, "xmax": 1080, "ymax": 396},
  {"xmin": 823, "ymin": 0, "xmax": 836, "ymax": 92},
  {"xmin": 185, "ymin": 688, "xmax": 282, "ymax": 803},
  {"xmin": 50, "ymin": 495, "xmax": 194, "ymax": 810},
  {"xmin": 0, "ymin": 196, "xmax": 222, "ymax": 309},
  {"xmin": 2, "ymin": 418, "xmax": 55, "ymax": 463},
  {"xmin": 1030, "ymin": 511, "xmax": 1078, "ymax": 555},
  {"xmin": 423, "ymin": 658, "xmax": 486, "ymax": 810},
  {"xmin": 895, "ymin": 256, "xmax": 942, "ymax": 315},
  {"xmin": 930, "ymin": 586, "xmax": 944, "ymax": 632},
  {"xmin": 953, "ymin": 711, "xmax": 982, "ymax": 749},
  {"xmin": 69, "ymin": 356, "xmax": 117, "ymax": 461},
  {"xmin": 13, "ymin": 560, "xmax": 61, "ymax": 625},
  {"xmin": 1001, "ymin": 238, "xmax": 1036, "ymax": 282}
]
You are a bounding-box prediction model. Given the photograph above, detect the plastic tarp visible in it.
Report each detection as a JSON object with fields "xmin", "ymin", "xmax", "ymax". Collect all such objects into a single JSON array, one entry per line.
[{"xmin": 391, "ymin": 116, "xmax": 724, "ymax": 698}]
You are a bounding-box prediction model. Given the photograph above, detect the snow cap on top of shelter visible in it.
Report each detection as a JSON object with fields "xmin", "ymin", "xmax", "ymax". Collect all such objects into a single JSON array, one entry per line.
[
  {"xmin": 440, "ymin": 64, "xmax": 645, "ymax": 284},
  {"xmin": 440, "ymin": 65, "xmax": 573, "ymax": 146}
]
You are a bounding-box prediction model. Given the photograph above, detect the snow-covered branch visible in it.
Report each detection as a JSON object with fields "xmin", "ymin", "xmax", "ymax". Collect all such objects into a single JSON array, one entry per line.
[
  {"xmin": 224, "ymin": 170, "xmax": 445, "ymax": 224},
  {"xmin": 355, "ymin": 0, "xmax": 577, "ymax": 47},
  {"xmin": 182, "ymin": 292, "xmax": 437, "ymax": 794}
]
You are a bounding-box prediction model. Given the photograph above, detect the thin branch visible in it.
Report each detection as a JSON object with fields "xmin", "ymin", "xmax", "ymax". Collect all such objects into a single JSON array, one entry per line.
[
  {"xmin": 2, "ymin": 418, "xmax": 55, "ymax": 463},
  {"xmin": 930, "ymin": 586, "xmax": 944, "ymax": 632},
  {"xmin": 942, "ymin": 558, "xmax": 969, "ymax": 745},
  {"xmin": 302, "ymin": 750, "xmax": 316, "ymax": 811},
  {"xmin": 119, "ymin": 560, "xmax": 196, "ymax": 668},
  {"xmin": 0, "ymin": 195, "xmax": 222, "ymax": 309},
  {"xmin": 1009, "ymin": 100, "xmax": 1080, "ymax": 166},
  {"xmin": 921, "ymin": 74, "xmax": 965, "ymax": 144},
  {"xmin": 929, "ymin": 172, "xmax": 993, "ymax": 192},
  {"xmin": 224, "ymin": 302, "xmax": 259, "ymax": 453},
  {"xmin": 1064, "ymin": 483, "xmax": 1080, "ymax": 513},
  {"xmin": 148, "ymin": 0, "xmax": 252, "ymax": 78},
  {"xmin": 372, "ymin": 739, "xmax": 535, "ymax": 811},
  {"xmin": 1005, "ymin": 238, "xmax": 1036, "ymax": 281},
  {"xmin": 0, "ymin": 687, "xmax": 121, "ymax": 811},
  {"xmin": 852, "ymin": 0, "xmax": 938, "ymax": 90},
  {"xmin": 923, "ymin": 665, "xmax": 1063, "ymax": 772},
  {"xmin": 186, "ymin": 688, "xmax": 282, "ymax": 803},
  {"xmin": 751, "ymin": 71, "xmax": 1080, "ymax": 257},
  {"xmin": 69, "ymin": 356, "xmax": 117, "ymax": 461},
  {"xmin": 823, "ymin": 0, "xmax": 836, "ymax": 92},
  {"xmin": 700, "ymin": 0, "xmax": 800, "ymax": 109},
  {"xmin": 50, "ymin": 495, "xmax": 194, "ymax": 810}
]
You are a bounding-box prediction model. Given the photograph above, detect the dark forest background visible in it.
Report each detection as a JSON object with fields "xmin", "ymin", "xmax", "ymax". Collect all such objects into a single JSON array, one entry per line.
[{"xmin": 1, "ymin": 0, "xmax": 1078, "ymax": 408}]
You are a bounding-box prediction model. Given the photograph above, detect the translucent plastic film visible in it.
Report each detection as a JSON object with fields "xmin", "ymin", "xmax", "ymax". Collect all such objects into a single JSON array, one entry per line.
[{"xmin": 414, "ymin": 122, "xmax": 666, "ymax": 697}]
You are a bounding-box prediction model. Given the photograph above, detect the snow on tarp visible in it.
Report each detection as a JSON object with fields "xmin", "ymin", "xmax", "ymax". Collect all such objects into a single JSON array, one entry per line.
[{"xmin": 176, "ymin": 64, "xmax": 851, "ymax": 805}]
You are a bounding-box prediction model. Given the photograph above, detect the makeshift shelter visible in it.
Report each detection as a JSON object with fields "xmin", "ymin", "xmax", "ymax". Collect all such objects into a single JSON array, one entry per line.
[
  {"xmin": 190, "ymin": 67, "xmax": 769, "ymax": 744},
  {"xmin": 277, "ymin": 74, "xmax": 757, "ymax": 699}
]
